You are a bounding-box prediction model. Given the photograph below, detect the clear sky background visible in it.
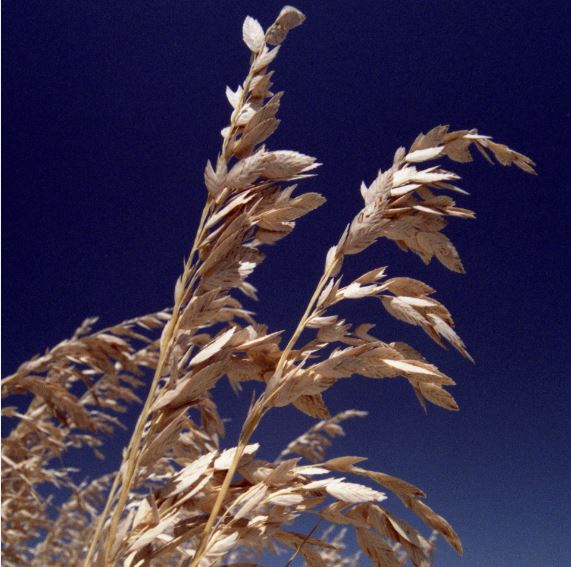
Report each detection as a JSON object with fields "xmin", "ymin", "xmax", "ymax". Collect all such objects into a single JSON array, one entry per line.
[{"xmin": 3, "ymin": 1, "xmax": 570, "ymax": 565}]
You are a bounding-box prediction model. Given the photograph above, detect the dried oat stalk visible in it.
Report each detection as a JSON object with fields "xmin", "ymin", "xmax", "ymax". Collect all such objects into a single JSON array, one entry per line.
[
  {"xmin": 81, "ymin": 6, "xmax": 325, "ymax": 565},
  {"xmin": 2, "ymin": 5, "xmax": 535, "ymax": 567},
  {"xmin": 1, "ymin": 312, "xmax": 168, "ymax": 565}
]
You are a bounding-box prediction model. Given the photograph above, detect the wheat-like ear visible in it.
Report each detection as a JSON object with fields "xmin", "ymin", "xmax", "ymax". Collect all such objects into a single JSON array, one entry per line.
[
  {"xmin": 3, "ymin": 5, "xmax": 536, "ymax": 566},
  {"xmin": 30, "ymin": 474, "xmax": 115, "ymax": 567},
  {"xmin": 81, "ymin": 6, "xmax": 321, "ymax": 565},
  {"xmin": 258, "ymin": 126, "xmax": 535, "ymax": 418},
  {"xmin": 276, "ymin": 409, "xmax": 368, "ymax": 463},
  {"xmin": 1, "ymin": 311, "xmax": 167, "ymax": 565},
  {"xmin": 190, "ymin": 122, "xmax": 533, "ymax": 563}
]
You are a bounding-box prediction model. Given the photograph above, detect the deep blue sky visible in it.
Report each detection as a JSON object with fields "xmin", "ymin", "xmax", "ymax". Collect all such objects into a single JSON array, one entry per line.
[{"xmin": 3, "ymin": 1, "xmax": 570, "ymax": 565}]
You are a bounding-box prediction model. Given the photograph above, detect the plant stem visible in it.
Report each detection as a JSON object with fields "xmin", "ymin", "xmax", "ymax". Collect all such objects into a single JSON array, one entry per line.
[
  {"xmin": 190, "ymin": 254, "xmax": 339, "ymax": 566},
  {"xmin": 83, "ymin": 201, "xmax": 211, "ymax": 567},
  {"xmin": 88, "ymin": 35, "xmax": 299, "ymax": 567}
]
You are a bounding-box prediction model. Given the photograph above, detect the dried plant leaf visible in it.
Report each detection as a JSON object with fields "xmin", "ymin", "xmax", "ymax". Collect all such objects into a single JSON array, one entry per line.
[
  {"xmin": 266, "ymin": 6, "xmax": 306, "ymax": 45},
  {"xmin": 293, "ymin": 394, "xmax": 331, "ymax": 419},
  {"xmin": 325, "ymin": 480, "xmax": 387, "ymax": 504},
  {"xmin": 242, "ymin": 16, "xmax": 265, "ymax": 52},
  {"xmin": 188, "ymin": 327, "xmax": 236, "ymax": 367}
]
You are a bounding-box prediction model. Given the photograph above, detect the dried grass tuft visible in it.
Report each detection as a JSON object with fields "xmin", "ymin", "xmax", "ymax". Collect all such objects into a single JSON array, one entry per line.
[{"xmin": 2, "ymin": 6, "xmax": 535, "ymax": 566}]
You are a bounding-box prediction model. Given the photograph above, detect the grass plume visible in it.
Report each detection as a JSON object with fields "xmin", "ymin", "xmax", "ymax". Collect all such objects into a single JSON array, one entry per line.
[{"xmin": 2, "ymin": 6, "xmax": 535, "ymax": 566}]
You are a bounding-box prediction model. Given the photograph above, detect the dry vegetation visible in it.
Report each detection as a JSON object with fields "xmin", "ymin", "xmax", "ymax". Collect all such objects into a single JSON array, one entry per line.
[{"xmin": 1, "ymin": 6, "xmax": 535, "ymax": 566}]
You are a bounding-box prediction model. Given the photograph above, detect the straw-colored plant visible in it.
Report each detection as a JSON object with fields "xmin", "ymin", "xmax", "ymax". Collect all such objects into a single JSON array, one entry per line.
[{"xmin": 1, "ymin": 6, "xmax": 535, "ymax": 566}]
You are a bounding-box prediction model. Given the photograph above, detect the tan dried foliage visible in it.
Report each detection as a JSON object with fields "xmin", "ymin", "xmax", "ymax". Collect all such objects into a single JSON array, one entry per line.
[
  {"xmin": 2, "ymin": 5, "xmax": 534, "ymax": 566},
  {"xmin": 1, "ymin": 312, "xmax": 168, "ymax": 566}
]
